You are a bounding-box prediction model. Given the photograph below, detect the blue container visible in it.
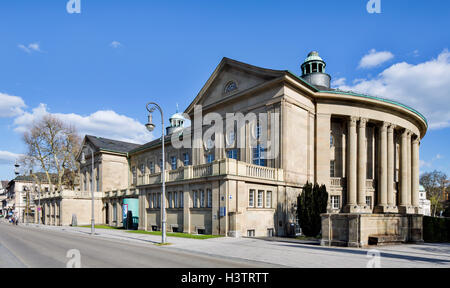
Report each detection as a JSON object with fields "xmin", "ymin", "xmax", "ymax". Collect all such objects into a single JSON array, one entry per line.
[{"xmin": 122, "ymin": 198, "xmax": 139, "ymax": 230}]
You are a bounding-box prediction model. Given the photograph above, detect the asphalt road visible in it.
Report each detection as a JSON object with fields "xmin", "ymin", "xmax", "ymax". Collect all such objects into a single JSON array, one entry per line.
[{"xmin": 0, "ymin": 222, "xmax": 276, "ymax": 268}]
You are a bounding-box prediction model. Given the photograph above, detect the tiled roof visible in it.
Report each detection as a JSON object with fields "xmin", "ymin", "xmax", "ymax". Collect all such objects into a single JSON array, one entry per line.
[{"xmin": 86, "ymin": 135, "xmax": 141, "ymax": 154}]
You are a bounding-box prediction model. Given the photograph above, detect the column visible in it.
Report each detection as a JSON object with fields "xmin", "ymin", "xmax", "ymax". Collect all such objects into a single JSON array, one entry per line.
[
  {"xmin": 399, "ymin": 129, "xmax": 408, "ymax": 212},
  {"xmin": 346, "ymin": 117, "xmax": 357, "ymax": 211},
  {"xmin": 387, "ymin": 124, "xmax": 396, "ymax": 208},
  {"xmin": 357, "ymin": 118, "xmax": 367, "ymax": 207},
  {"xmin": 412, "ymin": 136, "xmax": 420, "ymax": 209},
  {"xmin": 377, "ymin": 122, "xmax": 388, "ymax": 211},
  {"xmin": 407, "ymin": 132, "xmax": 412, "ymax": 206}
]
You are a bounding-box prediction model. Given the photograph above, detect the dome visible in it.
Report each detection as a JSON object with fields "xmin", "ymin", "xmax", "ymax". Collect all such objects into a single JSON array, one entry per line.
[
  {"xmin": 170, "ymin": 113, "xmax": 185, "ymax": 121},
  {"xmin": 304, "ymin": 51, "xmax": 324, "ymax": 63}
]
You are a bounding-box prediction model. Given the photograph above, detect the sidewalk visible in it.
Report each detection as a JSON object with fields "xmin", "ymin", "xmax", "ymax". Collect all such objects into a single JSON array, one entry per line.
[{"xmin": 19, "ymin": 223, "xmax": 450, "ymax": 268}]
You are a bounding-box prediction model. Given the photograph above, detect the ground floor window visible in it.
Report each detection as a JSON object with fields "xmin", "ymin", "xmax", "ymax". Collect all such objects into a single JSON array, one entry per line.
[
  {"xmin": 207, "ymin": 189, "xmax": 212, "ymax": 208},
  {"xmin": 267, "ymin": 228, "xmax": 274, "ymax": 237},
  {"xmin": 366, "ymin": 196, "xmax": 372, "ymax": 208},
  {"xmin": 331, "ymin": 196, "xmax": 340, "ymax": 210},
  {"xmin": 247, "ymin": 230, "xmax": 255, "ymax": 237},
  {"xmin": 266, "ymin": 191, "xmax": 272, "ymax": 208},
  {"xmin": 249, "ymin": 190, "xmax": 255, "ymax": 207}
]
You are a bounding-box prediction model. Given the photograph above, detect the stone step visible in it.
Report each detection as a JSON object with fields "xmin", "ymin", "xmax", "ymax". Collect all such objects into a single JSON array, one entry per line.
[{"xmin": 368, "ymin": 235, "xmax": 406, "ymax": 246}]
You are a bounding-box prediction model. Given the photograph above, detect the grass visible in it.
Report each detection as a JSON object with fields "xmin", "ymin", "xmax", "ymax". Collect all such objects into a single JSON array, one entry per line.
[
  {"xmin": 78, "ymin": 225, "xmax": 123, "ymax": 230},
  {"xmin": 126, "ymin": 230, "xmax": 223, "ymax": 240}
]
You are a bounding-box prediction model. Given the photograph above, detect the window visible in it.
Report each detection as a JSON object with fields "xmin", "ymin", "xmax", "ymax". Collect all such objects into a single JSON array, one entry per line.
[
  {"xmin": 330, "ymin": 134, "xmax": 334, "ymax": 147},
  {"xmin": 159, "ymin": 159, "xmax": 163, "ymax": 172},
  {"xmin": 252, "ymin": 145, "xmax": 267, "ymax": 167},
  {"xmin": 206, "ymin": 154, "xmax": 215, "ymax": 163},
  {"xmin": 132, "ymin": 167, "xmax": 137, "ymax": 185},
  {"xmin": 200, "ymin": 190, "xmax": 205, "ymax": 208},
  {"xmin": 179, "ymin": 191, "xmax": 184, "ymax": 208},
  {"xmin": 113, "ymin": 203, "xmax": 117, "ymax": 222},
  {"xmin": 157, "ymin": 193, "xmax": 161, "ymax": 208},
  {"xmin": 153, "ymin": 193, "xmax": 157, "ymax": 209},
  {"xmin": 171, "ymin": 156, "xmax": 177, "ymax": 170},
  {"xmin": 140, "ymin": 164, "xmax": 145, "ymax": 176},
  {"xmin": 227, "ymin": 149, "xmax": 238, "ymax": 160},
  {"xmin": 83, "ymin": 172, "xmax": 87, "ymax": 191},
  {"xmin": 96, "ymin": 167, "xmax": 100, "ymax": 192},
  {"xmin": 207, "ymin": 189, "xmax": 212, "ymax": 208},
  {"xmin": 257, "ymin": 190, "xmax": 264, "ymax": 208},
  {"xmin": 266, "ymin": 191, "xmax": 272, "ymax": 208},
  {"xmin": 331, "ymin": 196, "xmax": 340, "ymax": 210},
  {"xmin": 225, "ymin": 81, "xmax": 237, "ymax": 93},
  {"xmin": 148, "ymin": 194, "xmax": 153, "ymax": 209},
  {"xmin": 173, "ymin": 192, "xmax": 178, "ymax": 208},
  {"xmin": 247, "ymin": 230, "xmax": 255, "ymax": 237},
  {"xmin": 366, "ymin": 196, "xmax": 372, "ymax": 208},
  {"xmin": 193, "ymin": 191, "xmax": 198, "ymax": 208},
  {"xmin": 168, "ymin": 192, "xmax": 172, "ymax": 208},
  {"xmin": 249, "ymin": 190, "xmax": 255, "ymax": 207},
  {"xmin": 227, "ymin": 131, "xmax": 236, "ymax": 147},
  {"xmin": 330, "ymin": 160, "xmax": 335, "ymax": 177},
  {"xmin": 183, "ymin": 153, "xmax": 190, "ymax": 166},
  {"xmin": 149, "ymin": 161, "xmax": 155, "ymax": 174},
  {"xmin": 267, "ymin": 228, "xmax": 274, "ymax": 237}
]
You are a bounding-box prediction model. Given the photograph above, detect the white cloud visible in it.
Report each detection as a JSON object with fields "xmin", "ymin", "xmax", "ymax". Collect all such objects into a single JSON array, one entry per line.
[
  {"xmin": 0, "ymin": 93, "xmax": 26, "ymax": 117},
  {"xmin": 336, "ymin": 49, "xmax": 450, "ymax": 129},
  {"xmin": 0, "ymin": 151, "xmax": 22, "ymax": 165},
  {"xmin": 13, "ymin": 104, "xmax": 153, "ymax": 144},
  {"xmin": 359, "ymin": 49, "xmax": 394, "ymax": 69},
  {"xmin": 331, "ymin": 77, "xmax": 346, "ymax": 87},
  {"xmin": 110, "ymin": 41, "xmax": 122, "ymax": 48},
  {"xmin": 18, "ymin": 43, "xmax": 42, "ymax": 53}
]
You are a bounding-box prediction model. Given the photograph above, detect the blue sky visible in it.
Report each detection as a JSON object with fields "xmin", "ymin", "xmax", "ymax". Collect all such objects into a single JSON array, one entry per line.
[{"xmin": 0, "ymin": 0, "xmax": 449, "ymax": 180}]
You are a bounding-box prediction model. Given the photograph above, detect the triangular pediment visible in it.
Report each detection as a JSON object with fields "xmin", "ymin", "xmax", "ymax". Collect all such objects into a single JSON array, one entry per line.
[{"xmin": 185, "ymin": 58, "xmax": 286, "ymax": 114}]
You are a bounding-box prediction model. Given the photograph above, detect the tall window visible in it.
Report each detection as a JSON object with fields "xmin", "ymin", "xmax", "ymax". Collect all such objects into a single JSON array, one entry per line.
[
  {"xmin": 153, "ymin": 193, "xmax": 157, "ymax": 209},
  {"xmin": 149, "ymin": 194, "xmax": 153, "ymax": 209},
  {"xmin": 206, "ymin": 154, "xmax": 215, "ymax": 163},
  {"xmin": 132, "ymin": 167, "xmax": 137, "ymax": 185},
  {"xmin": 249, "ymin": 189, "xmax": 255, "ymax": 207},
  {"xmin": 149, "ymin": 161, "xmax": 155, "ymax": 174},
  {"xmin": 253, "ymin": 145, "xmax": 267, "ymax": 167},
  {"xmin": 207, "ymin": 189, "xmax": 212, "ymax": 208},
  {"xmin": 227, "ymin": 149, "xmax": 238, "ymax": 160},
  {"xmin": 257, "ymin": 190, "xmax": 264, "ymax": 208},
  {"xmin": 183, "ymin": 153, "xmax": 190, "ymax": 166},
  {"xmin": 113, "ymin": 203, "xmax": 117, "ymax": 222},
  {"xmin": 173, "ymin": 192, "xmax": 178, "ymax": 208},
  {"xmin": 193, "ymin": 191, "xmax": 198, "ymax": 208},
  {"xmin": 159, "ymin": 159, "xmax": 163, "ymax": 172},
  {"xmin": 140, "ymin": 164, "xmax": 145, "ymax": 176},
  {"xmin": 96, "ymin": 166, "xmax": 100, "ymax": 192},
  {"xmin": 179, "ymin": 191, "xmax": 184, "ymax": 208},
  {"xmin": 331, "ymin": 196, "xmax": 340, "ymax": 210},
  {"xmin": 330, "ymin": 134, "xmax": 335, "ymax": 148},
  {"xmin": 266, "ymin": 191, "xmax": 272, "ymax": 208},
  {"xmin": 171, "ymin": 156, "xmax": 177, "ymax": 170},
  {"xmin": 366, "ymin": 196, "xmax": 372, "ymax": 208},
  {"xmin": 330, "ymin": 160, "xmax": 335, "ymax": 177},
  {"xmin": 200, "ymin": 190, "xmax": 205, "ymax": 208},
  {"xmin": 157, "ymin": 193, "xmax": 161, "ymax": 208},
  {"xmin": 168, "ymin": 192, "xmax": 172, "ymax": 208}
]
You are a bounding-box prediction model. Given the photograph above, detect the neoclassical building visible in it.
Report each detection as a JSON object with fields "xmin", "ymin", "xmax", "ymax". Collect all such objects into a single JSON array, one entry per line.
[{"xmin": 41, "ymin": 51, "xmax": 427, "ymax": 247}]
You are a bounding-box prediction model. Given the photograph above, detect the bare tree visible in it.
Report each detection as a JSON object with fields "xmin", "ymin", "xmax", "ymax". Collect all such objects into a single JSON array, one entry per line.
[
  {"xmin": 21, "ymin": 115, "xmax": 81, "ymax": 192},
  {"xmin": 420, "ymin": 170, "xmax": 448, "ymax": 217}
]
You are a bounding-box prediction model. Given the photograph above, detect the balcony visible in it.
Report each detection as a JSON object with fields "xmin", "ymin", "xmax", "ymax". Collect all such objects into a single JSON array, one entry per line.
[
  {"xmin": 134, "ymin": 158, "xmax": 284, "ymax": 187},
  {"xmin": 38, "ymin": 190, "xmax": 104, "ymax": 200}
]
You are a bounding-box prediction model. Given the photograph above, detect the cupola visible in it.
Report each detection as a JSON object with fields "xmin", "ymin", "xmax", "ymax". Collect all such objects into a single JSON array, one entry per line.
[{"xmin": 301, "ymin": 51, "xmax": 331, "ymax": 89}]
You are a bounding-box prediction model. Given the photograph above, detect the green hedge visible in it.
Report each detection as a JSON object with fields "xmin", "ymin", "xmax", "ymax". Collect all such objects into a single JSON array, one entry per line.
[{"xmin": 423, "ymin": 216, "xmax": 450, "ymax": 243}]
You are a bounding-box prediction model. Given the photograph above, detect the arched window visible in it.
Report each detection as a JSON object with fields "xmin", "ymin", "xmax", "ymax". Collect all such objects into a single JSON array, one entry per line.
[{"xmin": 224, "ymin": 81, "xmax": 237, "ymax": 94}]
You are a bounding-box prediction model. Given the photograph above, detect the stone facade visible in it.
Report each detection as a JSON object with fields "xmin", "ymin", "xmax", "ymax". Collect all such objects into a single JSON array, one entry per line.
[{"xmin": 36, "ymin": 52, "xmax": 428, "ymax": 247}]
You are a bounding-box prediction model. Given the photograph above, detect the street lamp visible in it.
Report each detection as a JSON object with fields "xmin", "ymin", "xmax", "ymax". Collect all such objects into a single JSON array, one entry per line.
[
  {"xmin": 81, "ymin": 145, "xmax": 95, "ymax": 236},
  {"xmin": 145, "ymin": 102, "xmax": 166, "ymax": 244}
]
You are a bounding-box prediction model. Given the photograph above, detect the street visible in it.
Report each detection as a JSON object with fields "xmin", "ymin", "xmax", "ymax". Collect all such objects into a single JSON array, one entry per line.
[{"xmin": 0, "ymin": 222, "xmax": 277, "ymax": 268}]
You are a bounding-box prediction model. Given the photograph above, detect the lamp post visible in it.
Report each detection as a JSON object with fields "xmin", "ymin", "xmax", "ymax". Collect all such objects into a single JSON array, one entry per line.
[
  {"xmin": 145, "ymin": 102, "xmax": 166, "ymax": 244},
  {"xmin": 81, "ymin": 145, "xmax": 95, "ymax": 236}
]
